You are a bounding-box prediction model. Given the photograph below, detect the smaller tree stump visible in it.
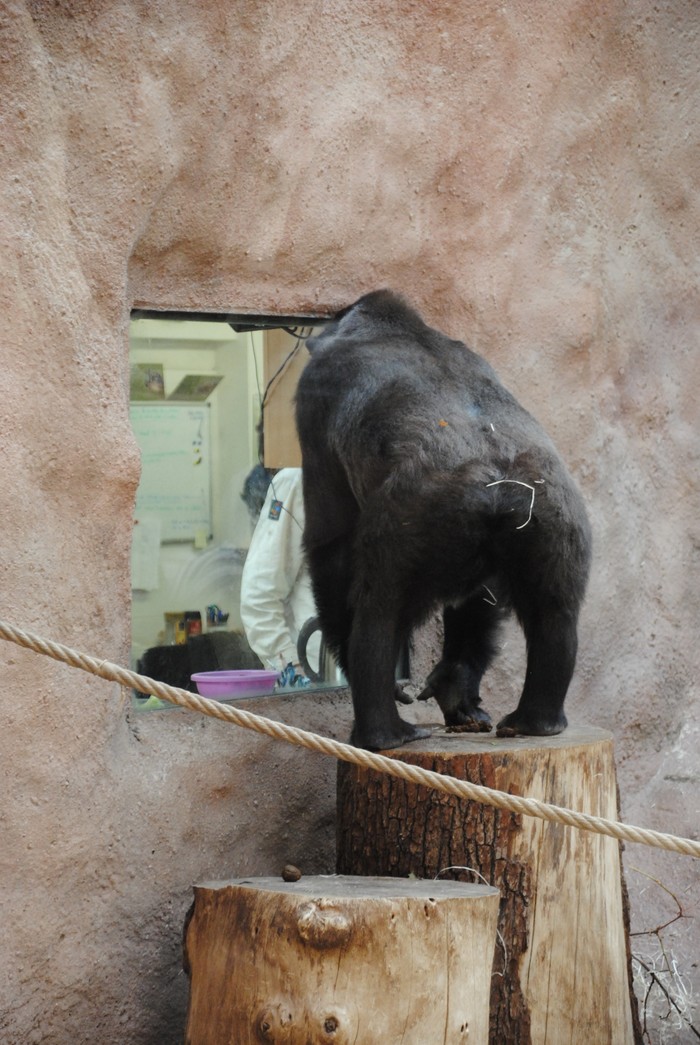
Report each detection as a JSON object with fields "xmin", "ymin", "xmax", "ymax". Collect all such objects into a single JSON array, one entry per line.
[{"xmin": 184, "ymin": 874, "xmax": 500, "ymax": 1045}]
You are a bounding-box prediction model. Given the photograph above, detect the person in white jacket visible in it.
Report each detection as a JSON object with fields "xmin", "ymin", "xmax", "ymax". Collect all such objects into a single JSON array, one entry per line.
[{"xmin": 240, "ymin": 468, "xmax": 320, "ymax": 678}]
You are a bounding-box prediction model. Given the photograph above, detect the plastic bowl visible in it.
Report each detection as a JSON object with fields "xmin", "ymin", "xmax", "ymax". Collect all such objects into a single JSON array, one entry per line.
[{"xmin": 191, "ymin": 669, "xmax": 279, "ymax": 700}]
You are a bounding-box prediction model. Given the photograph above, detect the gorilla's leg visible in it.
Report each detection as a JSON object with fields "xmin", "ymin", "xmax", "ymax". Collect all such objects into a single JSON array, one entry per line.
[
  {"xmin": 496, "ymin": 517, "xmax": 588, "ymax": 736},
  {"xmin": 417, "ymin": 594, "xmax": 501, "ymax": 731},
  {"xmin": 496, "ymin": 607, "xmax": 578, "ymax": 736},
  {"xmin": 340, "ymin": 497, "xmax": 432, "ymax": 750},
  {"xmin": 347, "ymin": 596, "xmax": 431, "ymax": 750}
]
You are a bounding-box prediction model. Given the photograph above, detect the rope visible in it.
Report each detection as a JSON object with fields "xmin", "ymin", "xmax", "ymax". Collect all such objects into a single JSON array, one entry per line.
[{"xmin": 1, "ymin": 619, "xmax": 698, "ymax": 859}]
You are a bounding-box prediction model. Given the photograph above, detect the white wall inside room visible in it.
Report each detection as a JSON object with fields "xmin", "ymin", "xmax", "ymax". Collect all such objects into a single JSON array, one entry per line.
[{"xmin": 129, "ymin": 318, "xmax": 264, "ymax": 661}]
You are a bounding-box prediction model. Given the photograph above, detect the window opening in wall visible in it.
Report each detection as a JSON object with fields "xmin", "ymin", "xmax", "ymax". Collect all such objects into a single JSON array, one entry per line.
[{"xmin": 128, "ymin": 311, "xmax": 343, "ymax": 709}]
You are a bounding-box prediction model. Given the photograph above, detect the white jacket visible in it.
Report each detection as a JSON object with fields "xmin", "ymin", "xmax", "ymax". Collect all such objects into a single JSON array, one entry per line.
[{"xmin": 240, "ymin": 468, "xmax": 319, "ymax": 671}]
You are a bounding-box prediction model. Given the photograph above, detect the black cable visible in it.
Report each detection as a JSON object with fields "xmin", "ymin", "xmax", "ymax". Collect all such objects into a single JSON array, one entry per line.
[{"xmin": 260, "ymin": 337, "xmax": 303, "ymax": 414}]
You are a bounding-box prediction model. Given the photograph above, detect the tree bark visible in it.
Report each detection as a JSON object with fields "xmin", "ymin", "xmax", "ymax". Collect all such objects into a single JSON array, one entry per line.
[
  {"xmin": 337, "ymin": 725, "xmax": 640, "ymax": 1045},
  {"xmin": 184, "ymin": 874, "xmax": 499, "ymax": 1044}
]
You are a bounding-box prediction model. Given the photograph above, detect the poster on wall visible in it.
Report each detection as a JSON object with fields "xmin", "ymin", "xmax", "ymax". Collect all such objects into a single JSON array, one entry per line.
[
  {"xmin": 168, "ymin": 374, "xmax": 223, "ymax": 401},
  {"xmin": 130, "ymin": 363, "xmax": 165, "ymax": 400}
]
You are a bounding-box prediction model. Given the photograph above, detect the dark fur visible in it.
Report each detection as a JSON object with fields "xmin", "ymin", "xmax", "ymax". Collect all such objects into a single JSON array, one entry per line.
[{"xmin": 295, "ymin": 290, "xmax": 592, "ymax": 750}]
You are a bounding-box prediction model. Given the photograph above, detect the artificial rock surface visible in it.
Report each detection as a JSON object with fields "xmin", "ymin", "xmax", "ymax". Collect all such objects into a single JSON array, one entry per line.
[{"xmin": 1, "ymin": 2, "xmax": 698, "ymax": 1042}]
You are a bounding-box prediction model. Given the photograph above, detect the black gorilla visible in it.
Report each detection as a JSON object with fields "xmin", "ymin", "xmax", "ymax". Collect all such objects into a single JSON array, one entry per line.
[{"xmin": 295, "ymin": 291, "xmax": 592, "ymax": 750}]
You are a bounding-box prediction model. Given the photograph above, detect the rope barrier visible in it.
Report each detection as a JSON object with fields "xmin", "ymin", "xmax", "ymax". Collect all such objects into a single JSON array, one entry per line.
[{"xmin": 1, "ymin": 619, "xmax": 698, "ymax": 859}]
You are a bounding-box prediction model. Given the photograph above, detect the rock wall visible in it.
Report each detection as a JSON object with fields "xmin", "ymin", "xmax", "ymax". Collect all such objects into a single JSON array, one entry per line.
[{"xmin": 1, "ymin": 1, "xmax": 697, "ymax": 1041}]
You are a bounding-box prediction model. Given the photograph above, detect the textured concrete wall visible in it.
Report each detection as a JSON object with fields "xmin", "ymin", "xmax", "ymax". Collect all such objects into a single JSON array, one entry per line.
[{"xmin": 1, "ymin": 1, "xmax": 698, "ymax": 1042}]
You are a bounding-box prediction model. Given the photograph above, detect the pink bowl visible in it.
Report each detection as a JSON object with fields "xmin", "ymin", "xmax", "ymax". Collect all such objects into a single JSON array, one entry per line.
[{"xmin": 191, "ymin": 669, "xmax": 279, "ymax": 699}]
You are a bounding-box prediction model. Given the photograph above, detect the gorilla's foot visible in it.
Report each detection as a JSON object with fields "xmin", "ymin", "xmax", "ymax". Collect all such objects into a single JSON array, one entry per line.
[
  {"xmin": 417, "ymin": 661, "xmax": 492, "ymax": 732},
  {"xmin": 351, "ymin": 718, "xmax": 432, "ymax": 752},
  {"xmin": 496, "ymin": 709, "xmax": 567, "ymax": 738},
  {"xmin": 445, "ymin": 709, "xmax": 493, "ymax": 733}
]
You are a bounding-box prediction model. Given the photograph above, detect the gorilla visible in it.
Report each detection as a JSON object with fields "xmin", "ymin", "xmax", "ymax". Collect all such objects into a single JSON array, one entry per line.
[{"xmin": 295, "ymin": 290, "xmax": 592, "ymax": 750}]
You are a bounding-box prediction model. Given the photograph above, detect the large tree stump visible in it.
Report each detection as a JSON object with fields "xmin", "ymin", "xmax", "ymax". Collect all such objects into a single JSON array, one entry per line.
[
  {"xmin": 337, "ymin": 725, "xmax": 641, "ymax": 1045},
  {"xmin": 184, "ymin": 874, "xmax": 499, "ymax": 1044}
]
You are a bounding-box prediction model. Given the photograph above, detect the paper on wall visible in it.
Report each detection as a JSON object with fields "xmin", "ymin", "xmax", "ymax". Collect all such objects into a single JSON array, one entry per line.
[{"xmin": 131, "ymin": 516, "xmax": 161, "ymax": 591}]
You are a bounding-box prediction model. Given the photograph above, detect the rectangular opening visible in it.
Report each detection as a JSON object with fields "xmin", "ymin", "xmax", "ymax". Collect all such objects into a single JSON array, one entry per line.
[{"xmin": 128, "ymin": 310, "xmax": 342, "ymax": 707}]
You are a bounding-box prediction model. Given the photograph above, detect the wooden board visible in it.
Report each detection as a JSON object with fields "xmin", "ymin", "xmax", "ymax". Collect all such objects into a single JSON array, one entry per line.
[
  {"xmin": 262, "ymin": 328, "xmax": 307, "ymax": 468},
  {"xmin": 184, "ymin": 874, "xmax": 500, "ymax": 1044},
  {"xmin": 336, "ymin": 725, "xmax": 641, "ymax": 1045}
]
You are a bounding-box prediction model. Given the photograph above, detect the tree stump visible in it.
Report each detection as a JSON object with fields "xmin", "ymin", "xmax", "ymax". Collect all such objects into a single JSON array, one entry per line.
[
  {"xmin": 337, "ymin": 725, "xmax": 641, "ymax": 1045},
  {"xmin": 183, "ymin": 874, "xmax": 500, "ymax": 1044}
]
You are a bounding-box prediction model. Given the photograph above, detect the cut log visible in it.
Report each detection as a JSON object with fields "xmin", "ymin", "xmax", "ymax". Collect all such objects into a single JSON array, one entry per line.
[
  {"xmin": 337, "ymin": 725, "xmax": 641, "ymax": 1045},
  {"xmin": 184, "ymin": 874, "xmax": 500, "ymax": 1044}
]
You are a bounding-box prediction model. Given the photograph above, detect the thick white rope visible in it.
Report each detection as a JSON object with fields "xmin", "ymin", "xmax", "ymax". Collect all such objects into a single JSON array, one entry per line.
[{"xmin": 1, "ymin": 619, "xmax": 698, "ymax": 859}]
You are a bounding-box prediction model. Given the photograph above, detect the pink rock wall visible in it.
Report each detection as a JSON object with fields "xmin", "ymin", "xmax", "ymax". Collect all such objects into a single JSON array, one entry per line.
[{"xmin": 1, "ymin": 1, "xmax": 698, "ymax": 1041}]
